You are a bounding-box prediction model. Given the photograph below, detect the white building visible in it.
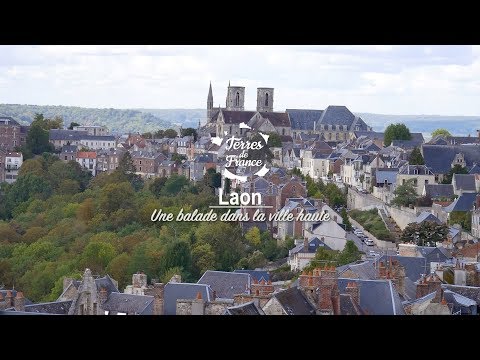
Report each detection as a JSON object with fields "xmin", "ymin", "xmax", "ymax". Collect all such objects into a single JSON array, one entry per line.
[
  {"xmin": 4, "ymin": 152, "xmax": 23, "ymax": 184},
  {"xmin": 73, "ymin": 125, "xmax": 109, "ymax": 137},
  {"xmin": 76, "ymin": 151, "xmax": 97, "ymax": 176}
]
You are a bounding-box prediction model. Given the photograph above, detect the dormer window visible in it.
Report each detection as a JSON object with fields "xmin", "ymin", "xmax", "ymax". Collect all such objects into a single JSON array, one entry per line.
[{"xmin": 413, "ymin": 168, "xmax": 418, "ymax": 175}]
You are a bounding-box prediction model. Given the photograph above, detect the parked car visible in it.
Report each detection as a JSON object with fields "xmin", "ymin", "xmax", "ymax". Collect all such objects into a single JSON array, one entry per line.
[{"xmin": 365, "ymin": 239, "xmax": 375, "ymax": 246}]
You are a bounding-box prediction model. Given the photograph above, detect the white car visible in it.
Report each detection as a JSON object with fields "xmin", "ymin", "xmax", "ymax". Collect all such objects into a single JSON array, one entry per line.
[{"xmin": 365, "ymin": 239, "xmax": 375, "ymax": 246}]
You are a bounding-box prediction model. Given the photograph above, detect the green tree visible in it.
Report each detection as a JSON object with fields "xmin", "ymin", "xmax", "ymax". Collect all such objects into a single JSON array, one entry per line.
[
  {"xmin": 68, "ymin": 122, "xmax": 80, "ymax": 130},
  {"xmin": 409, "ymin": 147, "xmax": 425, "ymax": 165},
  {"xmin": 401, "ymin": 221, "xmax": 449, "ymax": 246},
  {"xmin": 442, "ymin": 164, "xmax": 469, "ymax": 184},
  {"xmin": 267, "ymin": 132, "xmax": 283, "ymax": 147},
  {"xmin": 117, "ymin": 152, "xmax": 136, "ymax": 174},
  {"xmin": 204, "ymin": 168, "xmax": 221, "ymax": 192},
  {"xmin": 384, "ymin": 123, "xmax": 412, "ymax": 146},
  {"xmin": 449, "ymin": 211, "xmax": 472, "ymax": 231},
  {"xmin": 161, "ymin": 175, "xmax": 189, "ymax": 196},
  {"xmin": 99, "ymin": 182, "xmax": 135, "ymax": 214},
  {"xmin": 337, "ymin": 240, "xmax": 361, "ymax": 266},
  {"xmin": 106, "ymin": 252, "xmax": 131, "ymax": 290},
  {"xmin": 26, "ymin": 123, "xmax": 54, "ymax": 155},
  {"xmin": 245, "ymin": 226, "xmax": 261, "ymax": 247},
  {"xmin": 171, "ymin": 153, "xmax": 186, "ymax": 164},
  {"xmin": 161, "ymin": 241, "xmax": 192, "ymax": 276},
  {"xmin": 431, "ymin": 128, "xmax": 451, "ymax": 137},
  {"xmin": 224, "ymin": 178, "xmax": 231, "ymax": 194},
  {"xmin": 191, "ymin": 242, "xmax": 216, "ymax": 277},
  {"xmin": 81, "ymin": 241, "xmax": 117, "ymax": 273},
  {"xmin": 149, "ymin": 177, "xmax": 168, "ymax": 197},
  {"xmin": 164, "ymin": 129, "xmax": 178, "ymax": 138},
  {"xmin": 180, "ymin": 127, "xmax": 198, "ymax": 141},
  {"xmin": 247, "ymin": 250, "xmax": 267, "ymax": 269},
  {"xmin": 341, "ymin": 208, "xmax": 352, "ymax": 231},
  {"xmin": 391, "ymin": 179, "xmax": 417, "ymax": 207}
]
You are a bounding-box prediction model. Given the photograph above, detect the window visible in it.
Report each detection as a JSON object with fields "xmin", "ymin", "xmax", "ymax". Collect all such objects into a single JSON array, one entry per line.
[
  {"xmin": 402, "ymin": 179, "xmax": 406, "ymax": 185},
  {"xmin": 64, "ymin": 156, "xmax": 68, "ymax": 160},
  {"xmin": 425, "ymin": 179, "xmax": 429, "ymax": 185},
  {"xmin": 329, "ymin": 133, "xmax": 332, "ymax": 140},
  {"xmin": 413, "ymin": 179, "xmax": 418, "ymax": 186},
  {"xmin": 235, "ymin": 92, "xmax": 240, "ymax": 106},
  {"xmin": 336, "ymin": 133, "xmax": 339, "ymax": 140},
  {"xmin": 139, "ymin": 167, "xmax": 142, "ymax": 172},
  {"xmin": 413, "ymin": 168, "xmax": 418, "ymax": 175},
  {"xmin": 140, "ymin": 160, "xmax": 142, "ymax": 165},
  {"xmin": 93, "ymin": 303, "xmax": 97, "ymax": 314},
  {"xmin": 265, "ymin": 93, "xmax": 269, "ymax": 106},
  {"xmin": 282, "ymin": 128, "xmax": 285, "ymax": 135}
]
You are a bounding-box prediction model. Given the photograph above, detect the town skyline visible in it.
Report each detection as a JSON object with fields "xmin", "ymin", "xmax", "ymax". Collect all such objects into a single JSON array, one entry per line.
[{"xmin": 1, "ymin": 45, "xmax": 480, "ymax": 116}]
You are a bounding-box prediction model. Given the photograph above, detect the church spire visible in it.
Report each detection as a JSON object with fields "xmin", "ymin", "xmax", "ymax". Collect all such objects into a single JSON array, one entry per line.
[{"xmin": 207, "ymin": 81, "xmax": 214, "ymax": 123}]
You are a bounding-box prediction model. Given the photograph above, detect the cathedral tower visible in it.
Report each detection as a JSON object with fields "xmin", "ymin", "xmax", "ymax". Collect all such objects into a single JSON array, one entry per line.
[
  {"xmin": 207, "ymin": 81, "xmax": 214, "ymax": 122},
  {"xmin": 226, "ymin": 81, "xmax": 245, "ymax": 111},
  {"xmin": 256, "ymin": 87, "xmax": 274, "ymax": 112}
]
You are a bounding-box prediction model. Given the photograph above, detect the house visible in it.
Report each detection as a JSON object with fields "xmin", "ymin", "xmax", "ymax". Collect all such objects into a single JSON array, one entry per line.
[
  {"xmin": 79, "ymin": 135, "xmax": 116, "ymax": 151},
  {"xmin": 49, "ymin": 129, "xmax": 115, "ymax": 150},
  {"xmin": 337, "ymin": 260, "xmax": 377, "ymax": 280},
  {"xmin": 189, "ymin": 153, "xmax": 216, "ymax": 182},
  {"xmin": 131, "ymin": 151, "xmax": 162, "ymax": 178},
  {"xmin": 391, "ymin": 132, "xmax": 424, "ymax": 150},
  {"xmin": 288, "ymin": 238, "xmax": 332, "ymax": 271},
  {"xmin": 59, "ymin": 145, "xmax": 78, "ymax": 163},
  {"xmin": 197, "ymin": 271, "xmax": 251, "ymax": 299},
  {"xmin": 304, "ymin": 220, "xmax": 347, "ymax": 251},
  {"xmin": 3, "ymin": 152, "xmax": 22, "ymax": 184},
  {"xmin": 163, "ymin": 282, "xmax": 214, "ymax": 315},
  {"xmin": 397, "ymin": 164, "xmax": 436, "ymax": 196},
  {"xmin": 96, "ymin": 148, "xmax": 124, "ymax": 174},
  {"xmin": 0, "ymin": 116, "xmax": 29, "ymax": 151},
  {"xmin": 76, "ymin": 151, "xmax": 97, "ymax": 176},
  {"xmin": 262, "ymin": 287, "xmax": 316, "ymax": 315},
  {"xmin": 423, "ymin": 184, "xmax": 454, "ymax": 200},
  {"xmin": 452, "ymin": 174, "xmax": 476, "ymax": 196},
  {"xmin": 73, "ymin": 125, "xmax": 109, "ymax": 136}
]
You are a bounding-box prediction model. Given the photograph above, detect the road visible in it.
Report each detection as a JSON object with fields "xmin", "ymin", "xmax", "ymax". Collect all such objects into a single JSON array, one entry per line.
[{"xmin": 347, "ymin": 231, "xmax": 397, "ymax": 259}]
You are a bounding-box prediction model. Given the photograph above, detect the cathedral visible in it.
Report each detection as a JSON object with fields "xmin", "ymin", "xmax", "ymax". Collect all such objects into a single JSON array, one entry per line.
[{"xmin": 201, "ymin": 82, "xmax": 292, "ymax": 139}]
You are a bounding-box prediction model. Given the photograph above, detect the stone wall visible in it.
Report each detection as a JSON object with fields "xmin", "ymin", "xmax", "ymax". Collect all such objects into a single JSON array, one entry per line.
[
  {"xmin": 347, "ymin": 187, "xmax": 384, "ymax": 210},
  {"xmin": 386, "ymin": 206, "xmax": 419, "ymax": 230}
]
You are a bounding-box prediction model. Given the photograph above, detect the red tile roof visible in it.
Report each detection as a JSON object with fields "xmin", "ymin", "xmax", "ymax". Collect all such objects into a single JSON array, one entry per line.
[{"xmin": 77, "ymin": 151, "xmax": 97, "ymax": 159}]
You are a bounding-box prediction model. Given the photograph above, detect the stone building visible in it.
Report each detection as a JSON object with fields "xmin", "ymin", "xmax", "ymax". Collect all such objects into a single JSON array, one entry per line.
[{"xmin": 0, "ymin": 116, "xmax": 29, "ymax": 151}]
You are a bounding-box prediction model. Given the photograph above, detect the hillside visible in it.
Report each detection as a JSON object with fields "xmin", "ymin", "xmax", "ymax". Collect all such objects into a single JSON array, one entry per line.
[{"xmin": 0, "ymin": 104, "xmax": 174, "ymax": 134}]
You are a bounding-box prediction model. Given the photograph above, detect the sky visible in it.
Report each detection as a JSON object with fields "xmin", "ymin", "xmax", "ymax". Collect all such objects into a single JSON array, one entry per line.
[{"xmin": 1, "ymin": 45, "xmax": 480, "ymax": 116}]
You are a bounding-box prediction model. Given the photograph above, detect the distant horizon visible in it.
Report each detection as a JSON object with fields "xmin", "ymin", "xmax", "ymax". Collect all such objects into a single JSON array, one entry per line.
[
  {"xmin": 1, "ymin": 46, "xmax": 480, "ymax": 115},
  {"xmin": 2, "ymin": 102, "xmax": 480, "ymax": 119}
]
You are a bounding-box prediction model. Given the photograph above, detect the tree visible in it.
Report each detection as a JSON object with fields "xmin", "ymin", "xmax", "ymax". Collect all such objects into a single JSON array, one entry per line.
[
  {"xmin": 442, "ymin": 164, "xmax": 469, "ymax": 184},
  {"xmin": 449, "ymin": 211, "xmax": 472, "ymax": 231},
  {"xmin": 341, "ymin": 208, "xmax": 352, "ymax": 231},
  {"xmin": 99, "ymin": 182, "xmax": 135, "ymax": 214},
  {"xmin": 171, "ymin": 153, "xmax": 186, "ymax": 164},
  {"xmin": 204, "ymin": 168, "xmax": 221, "ymax": 192},
  {"xmin": 106, "ymin": 253, "xmax": 131, "ymax": 290},
  {"xmin": 161, "ymin": 175, "xmax": 189, "ymax": 196},
  {"xmin": 81, "ymin": 241, "xmax": 117, "ymax": 273},
  {"xmin": 149, "ymin": 177, "xmax": 168, "ymax": 197},
  {"xmin": 267, "ymin": 132, "xmax": 283, "ymax": 147},
  {"xmin": 409, "ymin": 147, "xmax": 425, "ymax": 165},
  {"xmin": 26, "ymin": 123, "xmax": 54, "ymax": 155},
  {"xmin": 161, "ymin": 241, "xmax": 192, "ymax": 276},
  {"xmin": 431, "ymin": 128, "xmax": 451, "ymax": 137},
  {"xmin": 180, "ymin": 128, "xmax": 198, "ymax": 141},
  {"xmin": 117, "ymin": 152, "xmax": 136, "ymax": 174},
  {"xmin": 384, "ymin": 123, "xmax": 411, "ymax": 146},
  {"xmin": 245, "ymin": 226, "xmax": 261, "ymax": 247},
  {"xmin": 191, "ymin": 242, "xmax": 216, "ymax": 277},
  {"xmin": 401, "ymin": 221, "xmax": 449, "ymax": 246},
  {"xmin": 391, "ymin": 179, "xmax": 417, "ymax": 207},
  {"xmin": 337, "ymin": 240, "xmax": 361, "ymax": 266},
  {"xmin": 68, "ymin": 122, "xmax": 80, "ymax": 130},
  {"xmin": 164, "ymin": 129, "xmax": 178, "ymax": 138}
]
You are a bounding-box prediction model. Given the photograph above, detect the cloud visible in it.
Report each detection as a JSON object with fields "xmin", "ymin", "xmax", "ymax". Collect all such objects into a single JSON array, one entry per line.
[{"xmin": 0, "ymin": 45, "xmax": 478, "ymax": 116}]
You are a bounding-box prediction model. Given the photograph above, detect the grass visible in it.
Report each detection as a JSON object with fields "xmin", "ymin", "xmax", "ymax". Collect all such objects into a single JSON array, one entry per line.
[{"xmin": 349, "ymin": 209, "xmax": 394, "ymax": 241}]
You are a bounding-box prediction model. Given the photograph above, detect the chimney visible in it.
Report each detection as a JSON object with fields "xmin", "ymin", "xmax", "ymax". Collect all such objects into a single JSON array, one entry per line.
[
  {"xmin": 303, "ymin": 237, "xmax": 309, "ymax": 251},
  {"xmin": 14, "ymin": 292, "xmax": 25, "ymax": 312},
  {"xmin": 5, "ymin": 290, "xmax": 14, "ymax": 308},
  {"xmin": 346, "ymin": 282, "xmax": 360, "ymax": 304},
  {"xmin": 132, "ymin": 271, "xmax": 148, "ymax": 289},
  {"xmin": 144, "ymin": 283, "xmax": 165, "ymax": 315},
  {"xmin": 98, "ymin": 287, "xmax": 108, "ymax": 305},
  {"xmin": 191, "ymin": 291, "xmax": 205, "ymax": 315}
]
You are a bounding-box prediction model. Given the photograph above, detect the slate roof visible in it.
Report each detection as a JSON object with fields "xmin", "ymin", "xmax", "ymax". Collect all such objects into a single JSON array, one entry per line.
[
  {"xmin": 339, "ymin": 294, "xmax": 364, "ymax": 315},
  {"xmin": 416, "ymin": 246, "xmax": 451, "ymax": 262},
  {"xmin": 197, "ymin": 271, "xmax": 251, "ymax": 299},
  {"xmin": 336, "ymin": 260, "xmax": 377, "ymax": 280},
  {"xmin": 82, "ymin": 135, "xmax": 115, "ymax": 141},
  {"xmin": 224, "ymin": 301, "xmax": 265, "ymax": 315},
  {"xmin": 258, "ymin": 112, "xmax": 291, "ymax": 127},
  {"xmin": 0, "ymin": 117, "xmax": 21, "ymax": 126},
  {"xmin": 377, "ymin": 255, "xmax": 427, "ymax": 282},
  {"xmin": 422, "ymin": 144, "xmax": 480, "ymax": 174},
  {"xmin": 194, "ymin": 153, "xmax": 215, "ymax": 163},
  {"xmin": 273, "ymin": 287, "xmax": 316, "ymax": 315},
  {"xmin": 286, "ymin": 109, "xmax": 323, "ymax": 130},
  {"xmin": 234, "ymin": 270, "xmax": 270, "ymax": 282},
  {"xmin": 441, "ymin": 284, "xmax": 480, "ymax": 305},
  {"xmin": 444, "ymin": 192, "xmax": 477, "ymax": 212},
  {"xmin": 353, "ymin": 131, "xmax": 384, "ymax": 140},
  {"xmin": 392, "ymin": 139, "xmax": 423, "ymax": 150},
  {"xmin": 398, "ymin": 164, "xmax": 433, "ymax": 175},
  {"xmin": 49, "ymin": 129, "xmax": 89, "ymax": 141},
  {"xmin": 163, "ymin": 282, "xmax": 213, "ymax": 315},
  {"xmin": 102, "ymin": 293, "xmax": 154, "ymax": 315},
  {"xmin": 453, "ymin": 174, "xmax": 476, "ymax": 192},
  {"xmin": 318, "ymin": 106, "xmax": 356, "ymax": 127},
  {"xmin": 337, "ymin": 278, "xmax": 405, "ymax": 315},
  {"xmin": 375, "ymin": 169, "xmax": 398, "ymax": 185},
  {"xmin": 60, "ymin": 145, "xmax": 78, "ymax": 153},
  {"xmin": 24, "ymin": 300, "xmax": 72, "ymax": 315},
  {"xmin": 94, "ymin": 275, "xmax": 119, "ymax": 295},
  {"xmin": 424, "ymin": 184, "xmax": 454, "ymax": 199},
  {"xmin": 221, "ymin": 110, "xmax": 257, "ymax": 124},
  {"xmin": 415, "ymin": 211, "xmax": 442, "ymax": 224},
  {"xmin": 469, "ymin": 163, "xmax": 480, "ymax": 174}
]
